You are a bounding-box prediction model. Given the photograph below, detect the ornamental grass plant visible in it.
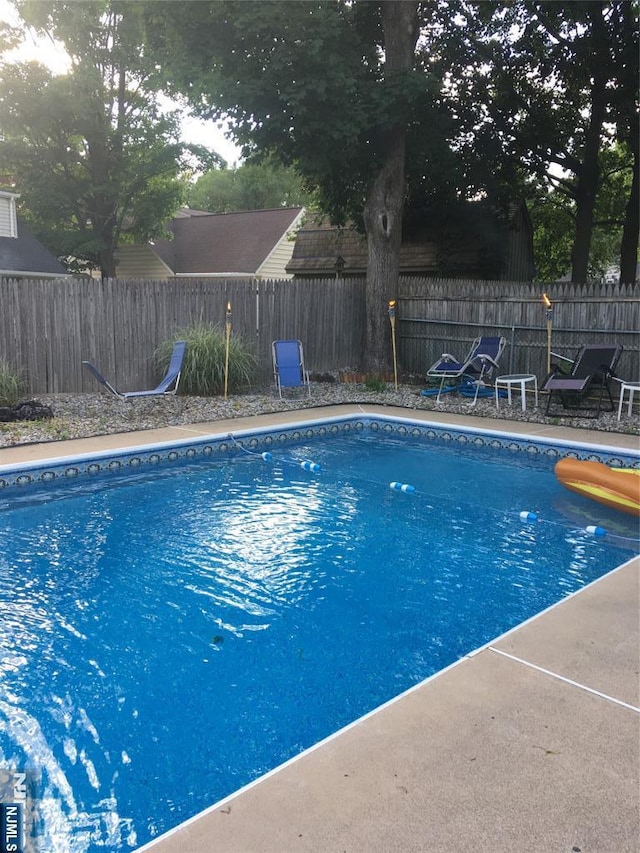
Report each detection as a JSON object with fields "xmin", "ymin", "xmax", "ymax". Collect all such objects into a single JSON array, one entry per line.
[
  {"xmin": 156, "ymin": 323, "xmax": 257, "ymax": 397},
  {"xmin": 0, "ymin": 360, "xmax": 26, "ymax": 406}
]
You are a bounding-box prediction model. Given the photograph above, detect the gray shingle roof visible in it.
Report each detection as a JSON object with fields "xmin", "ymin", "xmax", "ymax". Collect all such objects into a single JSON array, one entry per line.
[
  {"xmin": 0, "ymin": 219, "xmax": 68, "ymax": 277},
  {"xmin": 151, "ymin": 207, "xmax": 304, "ymax": 275}
]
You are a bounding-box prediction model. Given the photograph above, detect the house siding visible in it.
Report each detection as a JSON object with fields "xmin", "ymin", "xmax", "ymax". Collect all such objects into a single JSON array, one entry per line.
[
  {"xmin": 115, "ymin": 245, "xmax": 174, "ymax": 279},
  {"xmin": 0, "ymin": 195, "xmax": 17, "ymax": 238},
  {"xmin": 256, "ymin": 212, "xmax": 303, "ymax": 279}
]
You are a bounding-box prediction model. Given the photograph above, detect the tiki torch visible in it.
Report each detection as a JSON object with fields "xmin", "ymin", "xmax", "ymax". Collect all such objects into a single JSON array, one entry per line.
[
  {"xmin": 388, "ymin": 300, "xmax": 398, "ymax": 391},
  {"xmin": 542, "ymin": 292, "xmax": 553, "ymax": 375},
  {"xmin": 224, "ymin": 301, "xmax": 232, "ymax": 399}
]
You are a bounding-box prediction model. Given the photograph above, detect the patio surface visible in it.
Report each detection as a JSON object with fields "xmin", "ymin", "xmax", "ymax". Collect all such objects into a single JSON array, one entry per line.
[{"xmin": 1, "ymin": 405, "xmax": 638, "ymax": 853}]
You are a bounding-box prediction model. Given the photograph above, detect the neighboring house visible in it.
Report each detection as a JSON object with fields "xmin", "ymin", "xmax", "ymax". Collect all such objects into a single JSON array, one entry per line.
[
  {"xmin": 286, "ymin": 200, "xmax": 535, "ymax": 282},
  {"xmin": 0, "ymin": 189, "xmax": 69, "ymax": 279},
  {"xmin": 115, "ymin": 207, "xmax": 306, "ymax": 280}
]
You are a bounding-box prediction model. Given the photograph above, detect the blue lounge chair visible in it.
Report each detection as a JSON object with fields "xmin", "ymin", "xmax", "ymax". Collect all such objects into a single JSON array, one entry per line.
[
  {"xmin": 272, "ymin": 339, "xmax": 311, "ymax": 398},
  {"xmin": 83, "ymin": 341, "xmax": 187, "ymax": 400},
  {"xmin": 426, "ymin": 335, "xmax": 506, "ymax": 405}
]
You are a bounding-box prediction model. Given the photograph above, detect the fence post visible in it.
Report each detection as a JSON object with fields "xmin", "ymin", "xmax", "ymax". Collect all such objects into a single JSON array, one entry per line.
[{"xmin": 508, "ymin": 325, "xmax": 515, "ymax": 373}]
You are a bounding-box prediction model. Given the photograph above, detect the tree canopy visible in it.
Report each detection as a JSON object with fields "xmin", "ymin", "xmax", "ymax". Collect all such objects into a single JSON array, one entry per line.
[
  {"xmin": 143, "ymin": 0, "xmax": 443, "ymax": 369},
  {"xmin": 2, "ymin": 0, "xmax": 635, "ymax": 300},
  {"xmin": 530, "ymin": 141, "xmax": 635, "ymax": 282},
  {"xmin": 0, "ymin": 0, "xmax": 218, "ymax": 277},
  {"xmin": 186, "ymin": 158, "xmax": 314, "ymax": 213},
  {"xmin": 431, "ymin": 0, "xmax": 638, "ymax": 283},
  {"xmin": 143, "ymin": 0, "xmax": 637, "ymax": 289}
]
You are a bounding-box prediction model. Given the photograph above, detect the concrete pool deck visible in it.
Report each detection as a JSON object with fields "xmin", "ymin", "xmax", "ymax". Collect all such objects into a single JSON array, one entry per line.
[{"xmin": 1, "ymin": 405, "xmax": 638, "ymax": 852}]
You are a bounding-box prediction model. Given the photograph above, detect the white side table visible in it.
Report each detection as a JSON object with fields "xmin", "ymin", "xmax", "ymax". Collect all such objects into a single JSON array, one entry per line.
[
  {"xmin": 617, "ymin": 382, "xmax": 640, "ymax": 421},
  {"xmin": 495, "ymin": 374, "xmax": 538, "ymax": 412}
]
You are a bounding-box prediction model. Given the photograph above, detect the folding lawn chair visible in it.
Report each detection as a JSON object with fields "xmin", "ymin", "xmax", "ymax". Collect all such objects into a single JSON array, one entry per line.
[
  {"xmin": 82, "ymin": 340, "xmax": 186, "ymax": 400},
  {"xmin": 425, "ymin": 335, "xmax": 506, "ymax": 405},
  {"xmin": 541, "ymin": 343, "xmax": 622, "ymax": 417},
  {"xmin": 272, "ymin": 339, "xmax": 311, "ymax": 399}
]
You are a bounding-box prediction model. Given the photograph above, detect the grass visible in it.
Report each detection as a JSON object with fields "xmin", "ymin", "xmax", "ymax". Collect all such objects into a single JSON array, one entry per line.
[
  {"xmin": 363, "ymin": 375, "xmax": 388, "ymax": 393},
  {"xmin": 0, "ymin": 360, "xmax": 26, "ymax": 407}
]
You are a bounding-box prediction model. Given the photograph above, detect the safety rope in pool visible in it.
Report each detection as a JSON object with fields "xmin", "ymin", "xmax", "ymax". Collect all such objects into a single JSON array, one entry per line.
[
  {"xmin": 229, "ymin": 434, "xmax": 638, "ymax": 546},
  {"xmin": 228, "ymin": 433, "xmax": 321, "ymax": 472},
  {"xmin": 385, "ymin": 480, "xmax": 639, "ymax": 545},
  {"xmin": 515, "ymin": 511, "xmax": 639, "ymax": 545}
]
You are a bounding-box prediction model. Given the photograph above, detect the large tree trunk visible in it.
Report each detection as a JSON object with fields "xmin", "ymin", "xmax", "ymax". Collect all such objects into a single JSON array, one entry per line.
[
  {"xmin": 363, "ymin": 129, "xmax": 406, "ymax": 372},
  {"xmin": 619, "ymin": 147, "xmax": 639, "ymax": 284},
  {"xmin": 87, "ymin": 128, "xmax": 118, "ymax": 278},
  {"xmin": 570, "ymin": 3, "xmax": 607, "ymax": 284},
  {"xmin": 618, "ymin": 0, "xmax": 639, "ymax": 285},
  {"xmin": 99, "ymin": 216, "xmax": 118, "ymax": 279},
  {"xmin": 362, "ymin": 0, "xmax": 418, "ymax": 372}
]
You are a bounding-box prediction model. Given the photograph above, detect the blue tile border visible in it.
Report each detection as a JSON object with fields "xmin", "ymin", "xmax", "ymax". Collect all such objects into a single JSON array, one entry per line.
[{"xmin": 0, "ymin": 414, "xmax": 637, "ymax": 493}]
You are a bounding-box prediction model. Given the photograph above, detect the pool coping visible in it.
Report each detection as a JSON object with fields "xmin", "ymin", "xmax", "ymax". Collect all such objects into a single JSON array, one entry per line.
[
  {"xmin": 1, "ymin": 405, "xmax": 638, "ymax": 485},
  {"xmin": 2, "ymin": 405, "xmax": 639, "ymax": 852},
  {"xmin": 1, "ymin": 404, "xmax": 639, "ymax": 470}
]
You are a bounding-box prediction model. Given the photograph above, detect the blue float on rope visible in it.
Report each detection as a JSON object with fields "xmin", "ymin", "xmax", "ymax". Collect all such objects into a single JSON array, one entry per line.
[
  {"xmin": 301, "ymin": 460, "xmax": 321, "ymax": 472},
  {"xmin": 518, "ymin": 507, "xmax": 608, "ymax": 537},
  {"xmin": 390, "ymin": 481, "xmax": 415, "ymax": 493},
  {"xmin": 261, "ymin": 452, "xmax": 273, "ymax": 461}
]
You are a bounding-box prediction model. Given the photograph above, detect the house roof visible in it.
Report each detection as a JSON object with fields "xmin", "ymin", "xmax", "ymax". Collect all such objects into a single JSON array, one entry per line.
[
  {"xmin": 285, "ymin": 222, "xmax": 449, "ymax": 276},
  {"xmin": 150, "ymin": 207, "xmax": 304, "ymax": 275},
  {"xmin": 285, "ymin": 223, "xmax": 368, "ymax": 276},
  {"xmin": 286, "ymin": 201, "xmax": 534, "ymax": 281},
  {"xmin": 0, "ymin": 218, "xmax": 69, "ymax": 278}
]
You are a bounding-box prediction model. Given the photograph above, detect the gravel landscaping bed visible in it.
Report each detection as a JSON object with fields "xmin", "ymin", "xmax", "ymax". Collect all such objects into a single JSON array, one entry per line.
[{"xmin": 0, "ymin": 380, "xmax": 638, "ymax": 448}]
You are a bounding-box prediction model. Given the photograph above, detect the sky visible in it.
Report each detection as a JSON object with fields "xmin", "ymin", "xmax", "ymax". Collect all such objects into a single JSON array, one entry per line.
[{"xmin": 0, "ymin": 0, "xmax": 243, "ymax": 166}]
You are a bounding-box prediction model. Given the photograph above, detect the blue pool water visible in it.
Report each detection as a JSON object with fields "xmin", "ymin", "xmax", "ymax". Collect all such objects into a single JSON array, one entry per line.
[{"xmin": 0, "ymin": 423, "xmax": 637, "ymax": 851}]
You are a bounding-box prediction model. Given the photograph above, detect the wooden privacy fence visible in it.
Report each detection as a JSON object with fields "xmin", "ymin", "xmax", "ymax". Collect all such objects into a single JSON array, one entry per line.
[
  {"xmin": 399, "ymin": 279, "xmax": 639, "ymax": 383},
  {"xmin": 0, "ymin": 276, "xmax": 365, "ymax": 393},
  {"xmin": 0, "ymin": 275, "xmax": 637, "ymax": 394}
]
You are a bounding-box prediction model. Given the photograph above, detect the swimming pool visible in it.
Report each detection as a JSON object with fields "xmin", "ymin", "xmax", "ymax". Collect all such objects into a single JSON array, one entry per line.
[{"xmin": 0, "ymin": 415, "xmax": 637, "ymax": 852}]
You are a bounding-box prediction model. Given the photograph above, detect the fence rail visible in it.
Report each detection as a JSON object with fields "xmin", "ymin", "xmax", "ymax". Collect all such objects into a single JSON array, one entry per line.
[{"xmin": 0, "ymin": 275, "xmax": 637, "ymax": 394}]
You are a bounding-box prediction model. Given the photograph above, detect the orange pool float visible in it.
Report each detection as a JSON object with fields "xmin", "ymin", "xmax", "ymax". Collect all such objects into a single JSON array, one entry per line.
[{"xmin": 554, "ymin": 458, "xmax": 640, "ymax": 517}]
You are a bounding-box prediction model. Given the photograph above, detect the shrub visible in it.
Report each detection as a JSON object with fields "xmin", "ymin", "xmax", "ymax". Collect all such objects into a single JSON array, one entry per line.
[
  {"xmin": 0, "ymin": 360, "xmax": 26, "ymax": 406},
  {"xmin": 363, "ymin": 375, "xmax": 387, "ymax": 393},
  {"xmin": 156, "ymin": 323, "xmax": 257, "ymax": 396}
]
